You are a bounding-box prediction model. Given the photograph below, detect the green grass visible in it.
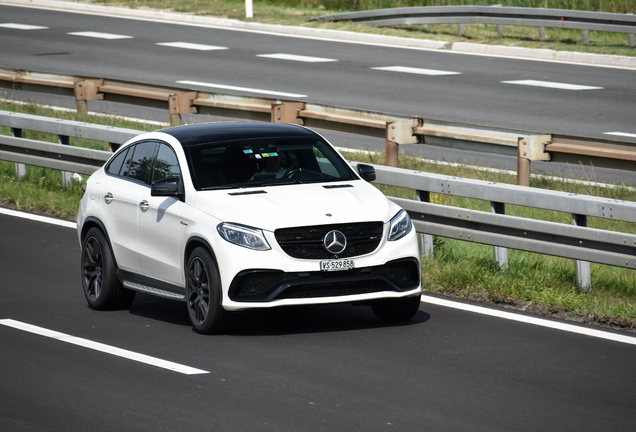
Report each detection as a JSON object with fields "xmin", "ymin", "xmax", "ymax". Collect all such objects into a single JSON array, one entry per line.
[
  {"xmin": 84, "ymin": 0, "xmax": 636, "ymax": 56},
  {"xmin": 1, "ymin": 99, "xmax": 635, "ymax": 331}
]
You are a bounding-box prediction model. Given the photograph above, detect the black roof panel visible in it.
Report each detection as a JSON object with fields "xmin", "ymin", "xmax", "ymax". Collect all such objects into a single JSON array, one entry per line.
[{"xmin": 158, "ymin": 122, "xmax": 318, "ymax": 147}]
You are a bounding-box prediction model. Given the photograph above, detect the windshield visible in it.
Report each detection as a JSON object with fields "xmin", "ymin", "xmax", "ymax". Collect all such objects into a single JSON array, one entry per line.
[{"xmin": 186, "ymin": 136, "xmax": 357, "ymax": 190}]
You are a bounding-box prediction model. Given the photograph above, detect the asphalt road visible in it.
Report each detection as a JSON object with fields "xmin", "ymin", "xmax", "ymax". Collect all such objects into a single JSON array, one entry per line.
[
  {"xmin": 1, "ymin": 211, "xmax": 635, "ymax": 431},
  {"xmin": 1, "ymin": 3, "xmax": 635, "ymax": 143}
]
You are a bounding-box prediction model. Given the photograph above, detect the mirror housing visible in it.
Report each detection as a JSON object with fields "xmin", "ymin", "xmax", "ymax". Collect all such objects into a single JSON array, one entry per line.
[
  {"xmin": 357, "ymin": 164, "xmax": 376, "ymax": 182},
  {"xmin": 151, "ymin": 177, "xmax": 183, "ymax": 200}
]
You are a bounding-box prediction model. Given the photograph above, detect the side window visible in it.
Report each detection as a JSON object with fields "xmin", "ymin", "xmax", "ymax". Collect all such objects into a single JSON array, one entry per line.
[
  {"xmin": 152, "ymin": 143, "xmax": 181, "ymax": 183},
  {"xmin": 127, "ymin": 142, "xmax": 157, "ymax": 184},
  {"xmin": 105, "ymin": 147, "xmax": 130, "ymax": 176}
]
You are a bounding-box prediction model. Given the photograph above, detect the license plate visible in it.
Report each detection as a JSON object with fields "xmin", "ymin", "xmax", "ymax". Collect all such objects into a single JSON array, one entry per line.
[{"xmin": 320, "ymin": 259, "xmax": 355, "ymax": 272}]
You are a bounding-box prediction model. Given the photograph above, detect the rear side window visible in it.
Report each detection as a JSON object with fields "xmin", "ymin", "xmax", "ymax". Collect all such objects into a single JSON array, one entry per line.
[
  {"xmin": 127, "ymin": 142, "xmax": 157, "ymax": 184},
  {"xmin": 105, "ymin": 147, "xmax": 130, "ymax": 176}
]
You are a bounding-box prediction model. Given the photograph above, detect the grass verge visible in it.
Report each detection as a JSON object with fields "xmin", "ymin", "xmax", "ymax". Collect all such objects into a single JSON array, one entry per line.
[{"xmin": 1, "ymin": 100, "xmax": 635, "ymax": 332}]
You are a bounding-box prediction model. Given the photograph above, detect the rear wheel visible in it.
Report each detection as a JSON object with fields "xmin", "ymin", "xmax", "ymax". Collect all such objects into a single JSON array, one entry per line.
[
  {"xmin": 372, "ymin": 293, "xmax": 421, "ymax": 322},
  {"xmin": 186, "ymin": 247, "xmax": 230, "ymax": 334},
  {"xmin": 81, "ymin": 227, "xmax": 135, "ymax": 310}
]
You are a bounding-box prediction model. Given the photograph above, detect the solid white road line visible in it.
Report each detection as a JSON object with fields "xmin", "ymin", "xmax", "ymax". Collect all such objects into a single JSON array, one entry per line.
[
  {"xmin": 67, "ymin": 31, "xmax": 133, "ymax": 39},
  {"xmin": 156, "ymin": 42, "xmax": 228, "ymax": 51},
  {"xmin": 0, "ymin": 23, "xmax": 48, "ymax": 30},
  {"xmin": 372, "ymin": 66, "xmax": 461, "ymax": 76},
  {"xmin": 421, "ymin": 294, "xmax": 636, "ymax": 346},
  {"xmin": 502, "ymin": 79, "xmax": 603, "ymax": 90},
  {"xmin": 257, "ymin": 53, "xmax": 337, "ymax": 63},
  {"xmin": 176, "ymin": 80, "xmax": 307, "ymax": 98},
  {"xmin": 0, "ymin": 207, "xmax": 76, "ymax": 229},
  {"xmin": 604, "ymin": 132, "xmax": 636, "ymax": 139},
  {"xmin": 0, "ymin": 319, "xmax": 210, "ymax": 375}
]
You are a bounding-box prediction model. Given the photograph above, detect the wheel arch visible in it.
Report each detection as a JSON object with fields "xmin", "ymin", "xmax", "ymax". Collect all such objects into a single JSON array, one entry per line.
[
  {"xmin": 80, "ymin": 217, "xmax": 118, "ymax": 268},
  {"xmin": 184, "ymin": 236, "xmax": 219, "ymax": 271}
]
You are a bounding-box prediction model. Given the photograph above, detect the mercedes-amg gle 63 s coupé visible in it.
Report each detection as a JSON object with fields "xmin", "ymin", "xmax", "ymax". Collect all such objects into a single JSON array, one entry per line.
[{"xmin": 78, "ymin": 122, "xmax": 421, "ymax": 333}]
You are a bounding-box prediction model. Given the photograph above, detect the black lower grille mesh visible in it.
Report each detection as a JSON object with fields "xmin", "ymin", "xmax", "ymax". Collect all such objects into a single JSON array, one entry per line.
[{"xmin": 229, "ymin": 259, "xmax": 420, "ymax": 302}]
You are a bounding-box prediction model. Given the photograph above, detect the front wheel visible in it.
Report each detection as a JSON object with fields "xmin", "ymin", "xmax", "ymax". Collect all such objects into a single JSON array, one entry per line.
[
  {"xmin": 371, "ymin": 294, "xmax": 422, "ymax": 322},
  {"xmin": 186, "ymin": 247, "xmax": 230, "ymax": 334},
  {"xmin": 81, "ymin": 227, "xmax": 135, "ymax": 310}
]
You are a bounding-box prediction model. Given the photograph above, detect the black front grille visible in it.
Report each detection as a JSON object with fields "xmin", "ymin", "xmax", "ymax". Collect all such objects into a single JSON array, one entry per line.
[
  {"xmin": 229, "ymin": 258, "xmax": 420, "ymax": 302},
  {"xmin": 275, "ymin": 222, "xmax": 383, "ymax": 259}
]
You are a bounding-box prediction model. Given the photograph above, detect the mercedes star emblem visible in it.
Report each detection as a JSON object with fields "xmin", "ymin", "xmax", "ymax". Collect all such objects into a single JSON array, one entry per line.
[{"xmin": 323, "ymin": 230, "xmax": 347, "ymax": 255}]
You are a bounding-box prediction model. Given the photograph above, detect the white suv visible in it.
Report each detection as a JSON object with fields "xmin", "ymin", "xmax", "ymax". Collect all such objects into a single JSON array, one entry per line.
[{"xmin": 77, "ymin": 122, "xmax": 421, "ymax": 333}]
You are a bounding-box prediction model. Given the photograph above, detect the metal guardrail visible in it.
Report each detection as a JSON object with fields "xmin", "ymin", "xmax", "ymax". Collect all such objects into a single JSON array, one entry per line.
[
  {"xmin": 1, "ymin": 113, "xmax": 634, "ymax": 291},
  {"xmin": 312, "ymin": 5, "xmax": 636, "ymax": 47},
  {"xmin": 3, "ymin": 67, "xmax": 636, "ymax": 188}
]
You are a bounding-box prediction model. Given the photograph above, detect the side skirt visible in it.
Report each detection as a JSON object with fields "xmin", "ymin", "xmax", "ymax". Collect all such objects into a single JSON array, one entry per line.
[{"xmin": 117, "ymin": 270, "xmax": 186, "ymax": 302}]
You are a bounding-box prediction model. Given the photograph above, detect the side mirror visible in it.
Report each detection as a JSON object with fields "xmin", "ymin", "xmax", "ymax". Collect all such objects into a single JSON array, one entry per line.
[
  {"xmin": 357, "ymin": 164, "xmax": 376, "ymax": 182},
  {"xmin": 151, "ymin": 177, "xmax": 180, "ymax": 197}
]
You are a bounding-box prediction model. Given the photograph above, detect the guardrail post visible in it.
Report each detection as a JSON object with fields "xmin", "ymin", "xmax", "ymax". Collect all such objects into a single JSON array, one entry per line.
[
  {"xmin": 416, "ymin": 190, "xmax": 434, "ymax": 259},
  {"xmin": 58, "ymin": 134, "xmax": 73, "ymax": 189},
  {"xmin": 458, "ymin": 24, "xmax": 465, "ymax": 35},
  {"xmin": 271, "ymin": 102, "xmax": 304, "ymax": 124},
  {"xmin": 572, "ymin": 214, "xmax": 592, "ymax": 292},
  {"xmin": 74, "ymin": 80, "xmax": 104, "ymax": 116},
  {"xmin": 582, "ymin": 29, "xmax": 589, "ymax": 45},
  {"xmin": 491, "ymin": 202, "xmax": 508, "ymax": 269},
  {"xmin": 539, "ymin": 27, "xmax": 546, "ymax": 39},
  {"xmin": 517, "ymin": 138, "xmax": 531, "ymax": 186},
  {"xmin": 497, "ymin": 25, "xmax": 504, "ymax": 37},
  {"xmin": 629, "ymin": 34, "xmax": 635, "ymax": 48},
  {"xmin": 385, "ymin": 119, "xmax": 419, "ymax": 167},
  {"xmin": 11, "ymin": 128, "xmax": 26, "ymax": 179},
  {"xmin": 168, "ymin": 92, "xmax": 198, "ymax": 127}
]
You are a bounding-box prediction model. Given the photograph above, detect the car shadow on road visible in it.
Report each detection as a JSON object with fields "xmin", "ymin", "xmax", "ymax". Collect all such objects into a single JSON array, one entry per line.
[
  {"xmin": 126, "ymin": 293, "xmax": 431, "ymax": 335},
  {"xmin": 226, "ymin": 303, "xmax": 431, "ymax": 336}
]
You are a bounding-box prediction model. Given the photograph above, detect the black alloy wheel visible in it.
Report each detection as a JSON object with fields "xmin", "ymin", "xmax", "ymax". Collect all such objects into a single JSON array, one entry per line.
[
  {"xmin": 186, "ymin": 247, "xmax": 229, "ymax": 334},
  {"xmin": 81, "ymin": 227, "xmax": 135, "ymax": 310}
]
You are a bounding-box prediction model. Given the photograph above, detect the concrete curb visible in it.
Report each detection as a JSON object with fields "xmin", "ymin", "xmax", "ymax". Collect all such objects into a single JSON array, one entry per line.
[{"xmin": 2, "ymin": 0, "xmax": 636, "ymax": 68}]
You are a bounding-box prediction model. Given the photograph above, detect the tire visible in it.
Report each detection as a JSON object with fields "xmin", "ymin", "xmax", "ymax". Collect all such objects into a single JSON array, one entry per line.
[
  {"xmin": 186, "ymin": 247, "xmax": 230, "ymax": 334},
  {"xmin": 371, "ymin": 293, "xmax": 422, "ymax": 322},
  {"xmin": 81, "ymin": 227, "xmax": 135, "ymax": 310}
]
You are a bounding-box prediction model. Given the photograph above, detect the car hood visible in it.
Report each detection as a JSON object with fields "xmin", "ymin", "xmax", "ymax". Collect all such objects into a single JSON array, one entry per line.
[{"xmin": 192, "ymin": 181, "xmax": 400, "ymax": 232}]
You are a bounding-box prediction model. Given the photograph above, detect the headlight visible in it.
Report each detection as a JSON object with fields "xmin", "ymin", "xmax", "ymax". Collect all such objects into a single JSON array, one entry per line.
[
  {"xmin": 217, "ymin": 223, "xmax": 271, "ymax": 251},
  {"xmin": 388, "ymin": 209, "xmax": 412, "ymax": 241}
]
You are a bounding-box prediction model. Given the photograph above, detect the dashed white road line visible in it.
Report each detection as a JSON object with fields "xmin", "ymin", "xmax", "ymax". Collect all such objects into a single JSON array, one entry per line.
[
  {"xmin": 0, "ymin": 319, "xmax": 210, "ymax": 375},
  {"xmin": 0, "ymin": 23, "xmax": 48, "ymax": 30},
  {"xmin": 156, "ymin": 42, "xmax": 228, "ymax": 51},
  {"xmin": 422, "ymin": 295, "xmax": 636, "ymax": 346},
  {"xmin": 176, "ymin": 80, "xmax": 307, "ymax": 98},
  {"xmin": 604, "ymin": 132, "xmax": 636, "ymax": 139},
  {"xmin": 502, "ymin": 79, "xmax": 603, "ymax": 90},
  {"xmin": 372, "ymin": 66, "xmax": 461, "ymax": 76},
  {"xmin": 257, "ymin": 53, "xmax": 337, "ymax": 63},
  {"xmin": 67, "ymin": 31, "xmax": 133, "ymax": 39}
]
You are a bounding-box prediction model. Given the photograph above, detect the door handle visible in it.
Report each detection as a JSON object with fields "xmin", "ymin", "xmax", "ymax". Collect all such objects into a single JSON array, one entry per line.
[
  {"xmin": 139, "ymin": 200, "xmax": 150, "ymax": 211},
  {"xmin": 104, "ymin": 192, "xmax": 113, "ymax": 204}
]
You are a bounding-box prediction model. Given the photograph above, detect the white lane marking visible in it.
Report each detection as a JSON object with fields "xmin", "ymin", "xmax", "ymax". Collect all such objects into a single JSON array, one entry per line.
[
  {"xmin": 421, "ymin": 294, "xmax": 636, "ymax": 346},
  {"xmin": 68, "ymin": 31, "xmax": 133, "ymax": 40},
  {"xmin": 257, "ymin": 53, "xmax": 337, "ymax": 63},
  {"xmin": 0, "ymin": 23, "xmax": 49, "ymax": 30},
  {"xmin": 0, "ymin": 207, "xmax": 76, "ymax": 229},
  {"xmin": 176, "ymin": 80, "xmax": 307, "ymax": 98},
  {"xmin": 0, "ymin": 319, "xmax": 210, "ymax": 375},
  {"xmin": 604, "ymin": 132, "xmax": 636, "ymax": 139},
  {"xmin": 372, "ymin": 66, "xmax": 461, "ymax": 76},
  {"xmin": 502, "ymin": 79, "xmax": 603, "ymax": 90},
  {"xmin": 157, "ymin": 42, "xmax": 228, "ymax": 51}
]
